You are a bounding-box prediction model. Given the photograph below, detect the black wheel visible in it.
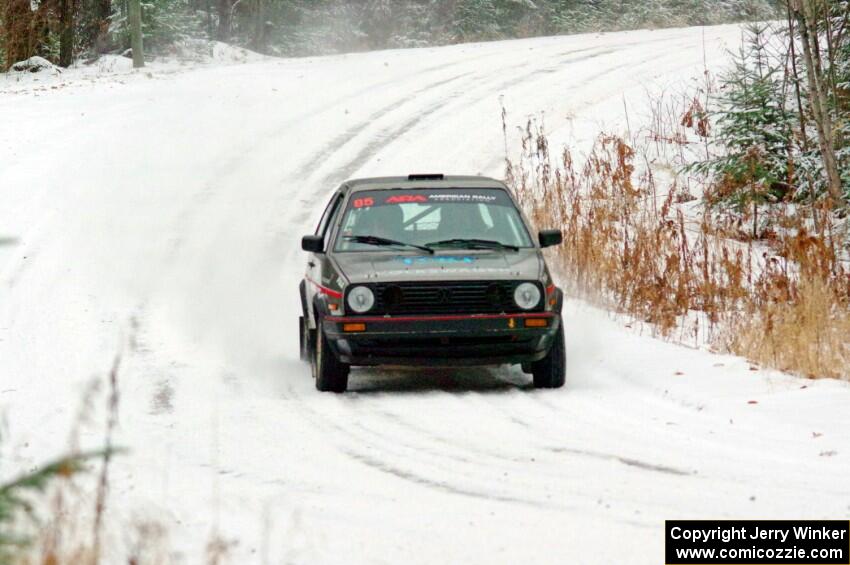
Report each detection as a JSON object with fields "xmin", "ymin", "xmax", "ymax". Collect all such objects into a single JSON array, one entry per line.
[
  {"xmin": 531, "ymin": 324, "xmax": 566, "ymax": 389},
  {"xmin": 299, "ymin": 316, "xmax": 312, "ymax": 362},
  {"xmin": 312, "ymin": 317, "xmax": 349, "ymax": 393}
]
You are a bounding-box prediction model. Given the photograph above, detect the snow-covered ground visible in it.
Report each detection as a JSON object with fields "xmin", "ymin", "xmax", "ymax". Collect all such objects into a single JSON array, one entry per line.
[{"xmin": 2, "ymin": 25, "xmax": 849, "ymax": 564}]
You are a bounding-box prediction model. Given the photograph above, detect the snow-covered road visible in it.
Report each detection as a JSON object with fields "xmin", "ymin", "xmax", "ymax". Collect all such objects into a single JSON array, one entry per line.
[{"xmin": 2, "ymin": 25, "xmax": 849, "ymax": 564}]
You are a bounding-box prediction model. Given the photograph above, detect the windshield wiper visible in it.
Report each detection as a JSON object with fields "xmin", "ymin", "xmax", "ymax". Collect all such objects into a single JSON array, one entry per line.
[
  {"xmin": 425, "ymin": 238, "xmax": 519, "ymax": 252},
  {"xmin": 344, "ymin": 235, "xmax": 434, "ymax": 254}
]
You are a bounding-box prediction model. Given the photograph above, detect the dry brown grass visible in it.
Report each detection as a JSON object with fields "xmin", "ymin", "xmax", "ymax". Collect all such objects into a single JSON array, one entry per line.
[
  {"xmin": 507, "ymin": 121, "xmax": 850, "ymax": 380},
  {"xmin": 720, "ymin": 227, "xmax": 850, "ymax": 379},
  {"xmin": 727, "ymin": 276, "xmax": 850, "ymax": 378}
]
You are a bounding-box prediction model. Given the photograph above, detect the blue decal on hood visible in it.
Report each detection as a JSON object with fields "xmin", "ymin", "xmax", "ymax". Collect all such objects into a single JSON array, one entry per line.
[{"xmin": 398, "ymin": 256, "xmax": 476, "ymax": 266}]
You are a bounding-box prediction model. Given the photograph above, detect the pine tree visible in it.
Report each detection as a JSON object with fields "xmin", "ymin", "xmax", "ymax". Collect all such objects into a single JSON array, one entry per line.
[
  {"xmin": 453, "ymin": 0, "xmax": 501, "ymax": 40},
  {"xmin": 693, "ymin": 24, "xmax": 796, "ymax": 209},
  {"xmin": 0, "ymin": 450, "xmax": 111, "ymax": 563}
]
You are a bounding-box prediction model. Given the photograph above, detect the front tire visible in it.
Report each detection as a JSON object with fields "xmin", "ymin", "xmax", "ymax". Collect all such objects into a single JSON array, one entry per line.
[
  {"xmin": 312, "ymin": 317, "xmax": 349, "ymax": 393},
  {"xmin": 532, "ymin": 324, "xmax": 566, "ymax": 389}
]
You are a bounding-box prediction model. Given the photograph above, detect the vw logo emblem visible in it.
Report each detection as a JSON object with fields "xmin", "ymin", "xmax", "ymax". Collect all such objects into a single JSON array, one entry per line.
[{"xmin": 436, "ymin": 288, "xmax": 452, "ymax": 304}]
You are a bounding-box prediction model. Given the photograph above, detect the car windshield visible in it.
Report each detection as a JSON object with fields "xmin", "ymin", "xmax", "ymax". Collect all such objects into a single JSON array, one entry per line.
[{"xmin": 334, "ymin": 188, "xmax": 534, "ymax": 252}]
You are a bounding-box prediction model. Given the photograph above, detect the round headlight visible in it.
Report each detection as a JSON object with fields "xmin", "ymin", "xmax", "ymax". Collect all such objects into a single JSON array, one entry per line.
[
  {"xmin": 514, "ymin": 282, "xmax": 541, "ymax": 311},
  {"xmin": 347, "ymin": 286, "xmax": 375, "ymax": 313}
]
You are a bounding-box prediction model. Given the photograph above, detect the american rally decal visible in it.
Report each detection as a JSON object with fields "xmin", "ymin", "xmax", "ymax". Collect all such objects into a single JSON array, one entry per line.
[
  {"xmin": 347, "ymin": 189, "xmax": 510, "ymax": 210},
  {"xmin": 397, "ymin": 256, "xmax": 476, "ymax": 265}
]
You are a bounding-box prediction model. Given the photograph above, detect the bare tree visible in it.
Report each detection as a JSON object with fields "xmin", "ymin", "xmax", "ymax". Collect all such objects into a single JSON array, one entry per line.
[
  {"xmin": 217, "ymin": 0, "xmax": 233, "ymax": 41},
  {"xmin": 128, "ymin": 0, "xmax": 144, "ymax": 67},
  {"xmin": 58, "ymin": 0, "xmax": 74, "ymax": 67},
  {"xmin": 249, "ymin": 0, "xmax": 268, "ymax": 53},
  {"xmin": 788, "ymin": 0, "xmax": 843, "ymax": 202},
  {"xmin": 93, "ymin": 0, "xmax": 112, "ymax": 54}
]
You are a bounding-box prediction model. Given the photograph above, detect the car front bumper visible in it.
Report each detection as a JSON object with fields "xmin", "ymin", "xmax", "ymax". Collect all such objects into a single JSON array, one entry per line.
[{"xmin": 322, "ymin": 312, "xmax": 561, "ymax": 367}]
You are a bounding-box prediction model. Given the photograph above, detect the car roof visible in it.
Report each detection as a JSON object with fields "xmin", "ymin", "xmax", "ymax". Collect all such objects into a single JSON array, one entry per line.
[{"xmin": 341, "ymin": 175, "xmax": 509, "ymax": 193}]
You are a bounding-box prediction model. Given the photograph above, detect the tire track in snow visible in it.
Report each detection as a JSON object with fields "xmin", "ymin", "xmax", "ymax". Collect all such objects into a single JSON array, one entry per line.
[
  {"xmin": 277, "ymin": 37, "xmax": 688, "ymax": 241},
  {"xmin": 282, "ymin": 369, "xmax": 693, "ymax": 520},
  {"xmin": 282, "ymin": 376, "xmax": 685, "ymax": 527},
  {"xmin": 290, "ymin": 72, "xmax": 473, "ymax": 181},
  {"xmin": 276, "ymin": 44, "xmax": 628, "ymax": 232},
  {"xmin": 217, "ymin": 49, "xmax": 551, "ymax": 260},
  {"xmin": 340, "ymin": 447, "xmax": 561, "ymax": 510},
  {"xmin": 353, "ymin": 385, "xmax": 697, "ymax": 482},
  {"xmin": 274, "ymin": 43, "xmax": 645, "ymax": 246},
  {"xmin": 308, "ymin": 37, "xmax": 699, "ymax": 196},
  {"xmin": 279, "ymin": 377, "xmax": 578, "ymax": 512},
  {"xmin": 313, "ymin": 45, "xmax": 639, "ymax": 187},
  {"xmin": 548, "ymin": 446, "xmax": 693, "ymax": 476},
  {"xmin": 157, "ymin": 47, "xmax": 522, "ymax": 267}
]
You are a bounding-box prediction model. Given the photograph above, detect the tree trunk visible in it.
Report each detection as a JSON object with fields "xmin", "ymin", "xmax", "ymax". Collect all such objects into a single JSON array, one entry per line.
[
  {"xmin": 250, "ymin": 0, "xmax": 267, "ymax": 53},
  {"xmin": 206, "ymin": 0, "xmax": 213, "ymax": 38},
  {"xmin": 789, "ymin": 0, "xmax": 843, "ymax": 202},
  {"xmin": 58, "ymin": 0, "xmax": 74, "ymax": 67},
  {"xmin": 217, "ymin": 0, "xmax": 232, "ymax": 41},
  {"xmin": 128, "ymin": 0, "xmax": 144, "ymax": 68},
  {"xmin": 93, "ymin": 0, "xmax": 112, "ymax": 54},
  {"xmin": 786, "ymin": 5, "xmax": 821, "ymax": 228}
]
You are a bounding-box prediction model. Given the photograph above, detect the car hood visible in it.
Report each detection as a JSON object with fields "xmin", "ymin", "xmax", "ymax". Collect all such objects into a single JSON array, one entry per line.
[{"xmin": 333, "ymin": 249, "xmax": 543, "ymax": 284}]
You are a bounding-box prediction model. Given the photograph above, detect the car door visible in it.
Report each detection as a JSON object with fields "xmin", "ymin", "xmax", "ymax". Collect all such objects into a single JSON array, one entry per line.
[{"xmin": 305, "ymin": 191, "xmax": 344, "ymax": 324}]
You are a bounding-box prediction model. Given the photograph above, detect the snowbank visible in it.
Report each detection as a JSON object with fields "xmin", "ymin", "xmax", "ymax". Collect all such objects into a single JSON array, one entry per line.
[
  {"xmin": 1, "ymin": 42, "xmax": 264, "ymax": 93},
  {"xmin": 10, "ymin": 56, "xmax": 60, "ymax": 74}
]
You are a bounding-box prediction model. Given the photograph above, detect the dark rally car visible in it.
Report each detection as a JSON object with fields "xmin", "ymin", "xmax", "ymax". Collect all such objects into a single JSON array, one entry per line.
[{"xmin": 299, "ymin": 174, "xmax": 565, "ymax": 393}]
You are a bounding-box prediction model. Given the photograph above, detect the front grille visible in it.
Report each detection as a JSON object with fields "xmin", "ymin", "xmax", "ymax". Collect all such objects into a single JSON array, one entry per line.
[{"xmin": 357, "ymin": 281, "xmax": 542, "ymax": 315}]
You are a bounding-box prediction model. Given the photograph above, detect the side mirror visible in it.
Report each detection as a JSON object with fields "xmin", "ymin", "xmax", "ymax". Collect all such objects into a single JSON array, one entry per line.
[
  {"xmin": 538, "ymin": 229, "xmax": 563, "ymax": 248},
  {"xmin": 302, "ymin": 235, "xmax": 325, "ymax": 253}
]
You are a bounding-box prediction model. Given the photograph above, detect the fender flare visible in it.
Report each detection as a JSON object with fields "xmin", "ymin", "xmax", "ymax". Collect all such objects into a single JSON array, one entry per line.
[
  {"xmin": 300, "ymin": 279, "xmax": 324, "ymax": 330},
  {"xmin": 313, "ymin": 295, "xmax": 333, "ymax": 318},
  {"xmin": 552, "ymin": 287, "xmax": 565, "ymax": 314},
  {"xmin": 302, "ymin": 278, "xmax": 338, "ymax": 330},
  {"xmin": 299, "ymin": 279, "xmax": 308, "ymax": 317}
]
